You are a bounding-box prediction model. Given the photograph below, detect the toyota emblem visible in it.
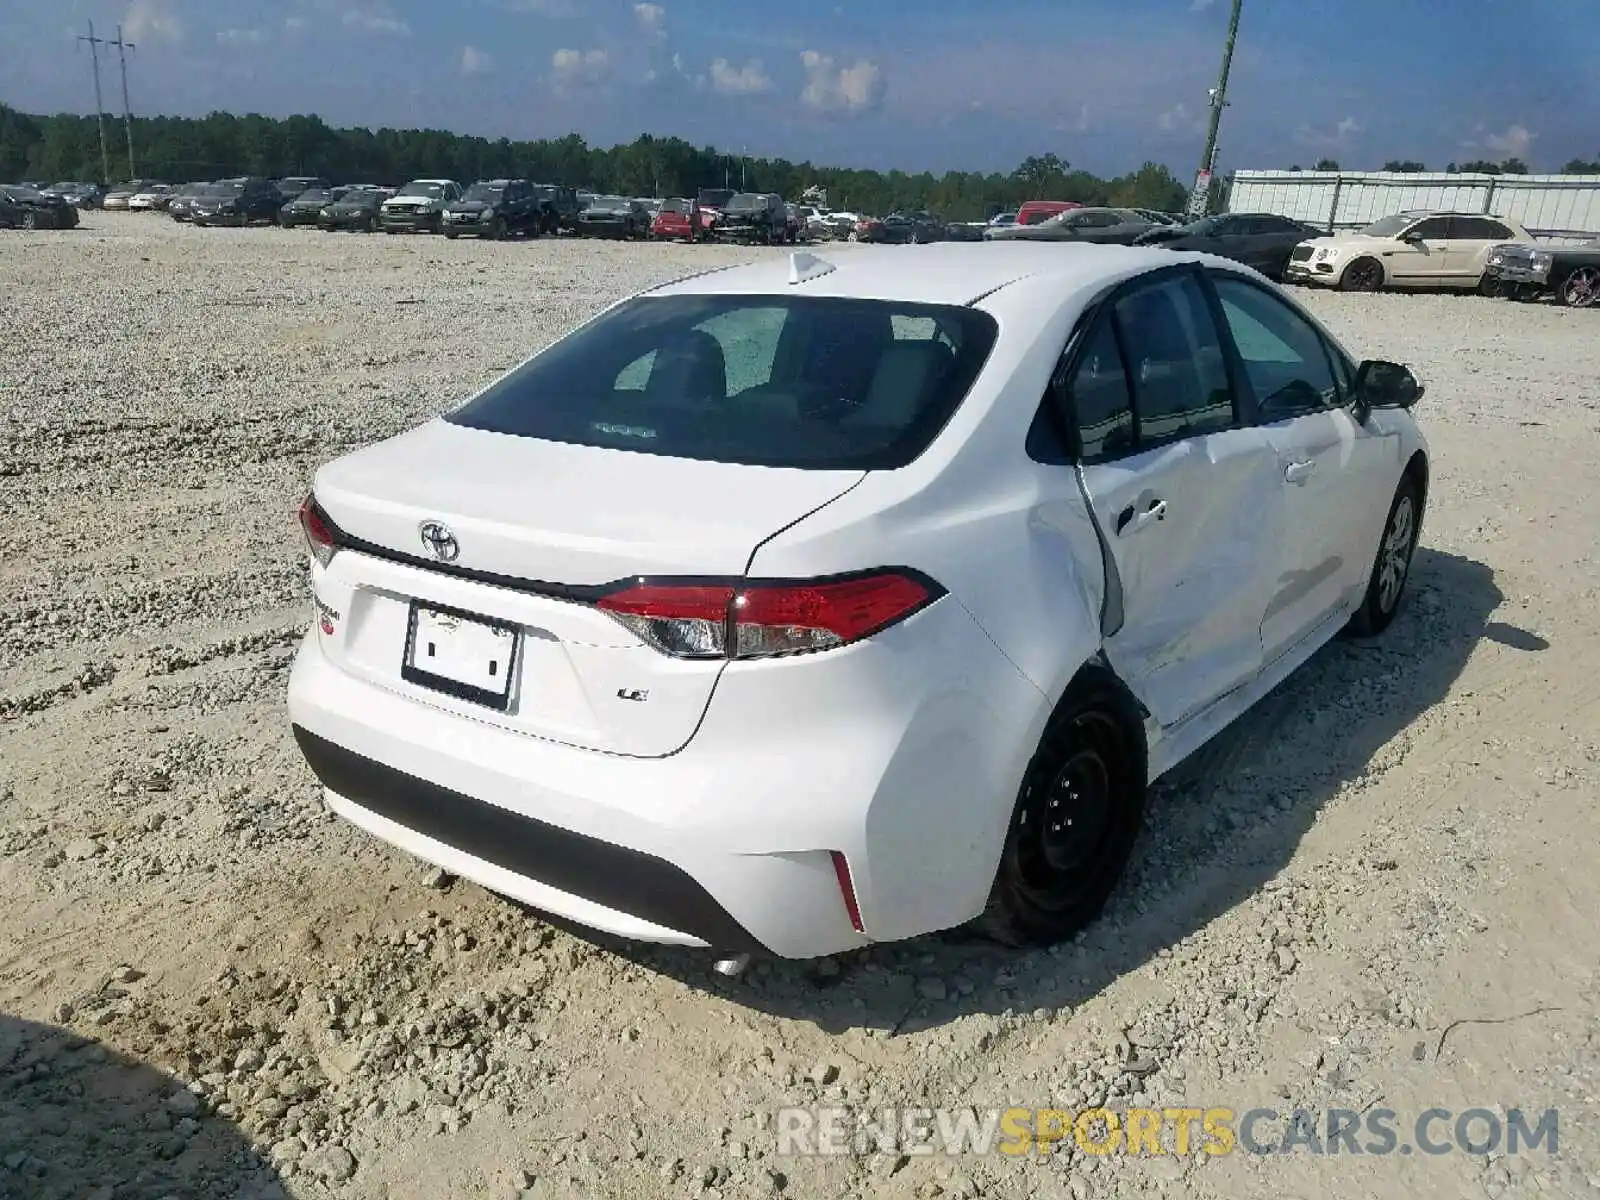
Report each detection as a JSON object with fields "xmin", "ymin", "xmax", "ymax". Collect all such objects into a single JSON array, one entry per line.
[{"xmin": 418, "ymin": 521, "xmax": 460, "ymax": 562}]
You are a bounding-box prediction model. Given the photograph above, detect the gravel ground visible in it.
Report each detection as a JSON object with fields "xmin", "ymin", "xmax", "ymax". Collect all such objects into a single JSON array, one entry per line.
[{"xmin": 2, "ymin": 213, "xmax": 1598, "ymax": 1200}]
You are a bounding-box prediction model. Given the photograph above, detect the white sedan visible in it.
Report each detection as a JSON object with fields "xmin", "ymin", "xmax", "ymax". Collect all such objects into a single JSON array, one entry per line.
[{"xmin": 287, "ymin": 243, "xmax": 1429, "ymax": 960}]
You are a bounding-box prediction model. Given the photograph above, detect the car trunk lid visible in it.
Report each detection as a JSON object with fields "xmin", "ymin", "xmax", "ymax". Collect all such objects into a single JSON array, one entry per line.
[{"xmin": 308, "ymin": 420, "xmax": 864, "ymax": 757}]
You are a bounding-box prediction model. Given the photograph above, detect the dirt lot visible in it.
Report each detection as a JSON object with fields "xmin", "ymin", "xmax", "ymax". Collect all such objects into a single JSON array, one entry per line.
[{"xmin": 2, "ymin": 213, "xmax": 1598, "ymax": 1200}]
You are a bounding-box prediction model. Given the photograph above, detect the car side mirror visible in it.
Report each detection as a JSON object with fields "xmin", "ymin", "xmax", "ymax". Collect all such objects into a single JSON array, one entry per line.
[
  {"xmin": 1353, "ymin": 360, "xmax": 1423, "ymax": 419},
  {"xmin": 1399, "ymin": 231, "xmax": 1424, "ymax": 244}
]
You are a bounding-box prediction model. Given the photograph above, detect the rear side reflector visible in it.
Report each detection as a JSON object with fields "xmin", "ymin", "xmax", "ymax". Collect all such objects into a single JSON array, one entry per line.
[
  {"xmin": 594, "ymin": 570, "xmax": 942, "ymax": 660},
  {"xmin": 298, "ymin": 494, "xmax": 337, "ymax": 568},
  {"xmin": 830, "ymin": 851, "xmax": 865, "ymax": 933}
]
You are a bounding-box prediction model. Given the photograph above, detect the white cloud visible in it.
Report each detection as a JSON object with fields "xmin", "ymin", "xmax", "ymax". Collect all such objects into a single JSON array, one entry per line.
[
  {"xmin": 633, "ymin": 2, "xmax": 666, "ymax": 35},
  {"xmin": 551, "ymin": 47, "xmax": 610, "ymax": 90},
  {"xmin": 798, "ymin": 50, "xmax": 884, "ymax": 116},
  {"xmin": 709, "ymin": 58, "xmax": 772, "ymax": 96},
  {"xmin": 1295, "ymin": 115, "xmax": 1363, "ymax": 150},
  {"xmin": 342, "ymin": 7, "xmax": 410, "ymax": 36},
  {"xmin": 1156, "ymin": 102, "xmax": 1204, "ymax": 134},
  {"xmin": 458, "ymin": 45, "xmax": 493, "ymax": 75},
  {"xmin": 284, "ymin": 15, "xmax": 308, "ymax": 34},
  {"xmin": 1484, "ymin": 123, "xmax": 1535, "ymax": 160},
  {"xmin": 217, "ymin": 27, "xmax": 264, "ymax": 46},
  {"xmin": 123, "ymin": 0, "xmax": 183, "ymax": 47}
]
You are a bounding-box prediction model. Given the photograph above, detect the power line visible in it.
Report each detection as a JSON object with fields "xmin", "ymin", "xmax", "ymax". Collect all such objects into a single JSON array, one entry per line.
[
  {"xmin": 76, "ymin": 20, "xmax": 111, "ymax": 185},
  {"xmin": 109, "ymin": 26, "xmax": 137, "ymax": 182}
]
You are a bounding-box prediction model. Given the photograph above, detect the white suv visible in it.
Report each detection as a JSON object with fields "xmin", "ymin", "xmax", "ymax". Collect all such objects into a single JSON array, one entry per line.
[
  {"xmin": 288, "ymin": 244, "xmax": 1429, "ymax": 959},
  {"xmin": 379, "ymin": 179, "xmax": 461, "ymax": 234},
  {"xmin": 1285, "ymin": 210, "xmax": 1536, "ymax": 291}
]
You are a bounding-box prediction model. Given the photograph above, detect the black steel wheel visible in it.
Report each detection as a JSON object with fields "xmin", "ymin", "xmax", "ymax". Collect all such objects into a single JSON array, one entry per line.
[
  {"xmin": 1340, "ymin": 257, "xmax": 1384, "ymax": 292},
  {"xmin": 1347, "ymin": 473, "xmax": 1421, "ymax": 637},
  {"xmin": 978, "ymin": 671, "xmax": 1146, "ymax": 946}
]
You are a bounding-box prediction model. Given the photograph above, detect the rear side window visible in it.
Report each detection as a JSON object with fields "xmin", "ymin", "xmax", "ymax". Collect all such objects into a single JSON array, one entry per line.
[
  {"xmin": 1065, "ymin": 320, "xmax": 1135, "ymax": 458},
  {"xmin": 447, "ymin": 295, "xmax": 999, "ymax": 469}
]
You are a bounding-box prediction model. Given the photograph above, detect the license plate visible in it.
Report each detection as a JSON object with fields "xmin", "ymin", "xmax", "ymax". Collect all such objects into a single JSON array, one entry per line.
[{"xmin": 402, "ymin": 603, "xmax": 519, "ymax": 710}]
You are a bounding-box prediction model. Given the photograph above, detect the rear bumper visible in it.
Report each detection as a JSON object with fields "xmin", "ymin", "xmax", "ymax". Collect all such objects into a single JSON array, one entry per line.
[
  {"xmin": 293, "ymin": 726, "xmax": 763, "ymax": 949},
  {"xmin": 286, "ymin": 593, "xmax": 1045, "ymax": 958}
]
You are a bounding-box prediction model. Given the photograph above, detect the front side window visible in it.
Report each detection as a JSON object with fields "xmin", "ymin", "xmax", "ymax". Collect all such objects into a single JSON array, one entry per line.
[
  {"xmin": 1211, "ymin": 276, "xmax": 1340, "ymax": 418},
  {"xmin": 1110, "ymin": 274, "xmax": 1235, "ymax": 443},
  {"xmin": 448, "ymin": 295, "xmax": 999, "ymax": 469}
]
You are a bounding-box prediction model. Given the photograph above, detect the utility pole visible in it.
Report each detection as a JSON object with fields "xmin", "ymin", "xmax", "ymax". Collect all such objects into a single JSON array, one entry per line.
[
  {"xmin": 109, "ymin": 26, "xmax": 137, "ymax": 182},
  {"xmin": 77, "ymin": 21, "xmax": 111, "ymax": 185},
  {"xmin": 741, "ymin": 146, "xmax": 748, "ymax": 191},
  {"xmin": 1189, "ymin": 0, "xmax": 1243, "ymax": 217}
]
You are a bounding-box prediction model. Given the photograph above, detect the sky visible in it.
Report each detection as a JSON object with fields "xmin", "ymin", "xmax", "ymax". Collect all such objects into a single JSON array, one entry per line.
[{"xmin": 2, "ymin": 0, "xmax": 1597, "ymax": 177}]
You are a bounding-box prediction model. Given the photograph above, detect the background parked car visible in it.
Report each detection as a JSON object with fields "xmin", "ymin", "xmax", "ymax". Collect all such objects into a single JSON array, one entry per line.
[
  {"xmin": 1482, "ymin": 238, "xmax": 1600, "ymax": 307},
  {"xmin": 128, "ymin": 184, "xmax": 177, "ymax": 211},
  {"xmin": 279, "ymin": 187, "xmax": 337, "ymax": 227},
  {"xmin": 319, "ymin": 188, "xmax": 386, "ymax": 232},
  {"xmin": 1014, "ymin": 199, "xmax": 1083, "ymax": 225},
  {"xmin": 1134, "ymin": 212, "xmax": 1326, "ymax": 280},
  {"xmin": 531, "ymin": 184, "xmax": 580, "ymax": 233},
  {"xmin": 443, "ymin": 179, "xmax": 541, "ymax": 240},
  {"xmin": 274, "ymin": 176, "xmax": 331, "ymax": 200},
  {"xmin": 167, "ymin": 182, "xmax": 210, "ymax": 221},
  {"xmin": 576, "ymin": 195, "xmax": 650, "ymax": 239},
  {"xmin": 380, "ymin": 179, "xmax": 460, "ymax": 233},
  {"xmin": 46, "ymin": 182, "xmax": 105, "ymax": 208},
  {"xmin": 854, "ymin": 211, "xmax": 945, "ymax": 243},
  {"xmin": 192, "ymin": 178, "xmax": 284, "ymax": 226},
  {"xmin": 0, "ymin": 184, "xmax": 80, "ymax": 229},
  {"xmin": 651, "ymin": 197, "xmax": 707, "ymax": 242},
  {"xmin": 712, "ymin": 192, "xmax": 790, "ymax": 244},
  {"xmin": 1285, "ymin": 210, "xmax": 1536, "ymax": 291},
  {"xmin": 985, "ymin": 206, "xmax": 1154, "ymax": 244}
]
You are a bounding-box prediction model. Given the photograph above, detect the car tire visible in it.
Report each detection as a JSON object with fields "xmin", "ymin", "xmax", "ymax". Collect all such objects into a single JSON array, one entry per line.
[
  {"xmin": 1346, "ymin": 473, "xmax": 1422, "ymax": 638},
  {"xmin": 444, "ymin": 230, "xmax": 458, "ymax": 240},
  {"xmin": 1340, "ymin": 257, "xmax": 1384, "ymax": 292},
  {"xmin": 1558, "ymin": 266, "xmax": 1599, "ymax": 308},
  {"xmin": 976, "ymin": 669, "xmax": 1147, "ymax": 948}
]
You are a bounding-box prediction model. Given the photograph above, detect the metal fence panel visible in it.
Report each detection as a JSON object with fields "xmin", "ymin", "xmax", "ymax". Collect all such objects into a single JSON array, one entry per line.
[{"xmin": 1228, "ymin": 171, "xmax": 1600, "ymax": 243}]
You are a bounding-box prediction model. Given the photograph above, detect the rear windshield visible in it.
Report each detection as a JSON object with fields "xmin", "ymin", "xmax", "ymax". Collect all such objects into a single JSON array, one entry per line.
[{"xmin": 446, "ymin": 295, "xmax": 1000, "ymax": 469}]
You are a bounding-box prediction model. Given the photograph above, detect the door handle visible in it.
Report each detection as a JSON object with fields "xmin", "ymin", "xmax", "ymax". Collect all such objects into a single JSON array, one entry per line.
[
  {"xmin": 1284, "ymin": 459, "xmax": 1316, "ymax": 485},
  {"xmin": 1116, "ymin": 498, "xmax": 1168, "ymax": 535}
]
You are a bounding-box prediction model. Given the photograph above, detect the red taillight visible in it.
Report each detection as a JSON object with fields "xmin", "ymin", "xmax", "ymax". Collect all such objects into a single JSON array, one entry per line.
[
  {"xmin": 593, "ymin": 571, "xmax": 940, "ymax": 660},
  {"xmin": 297, "ymin": 494, "xmax": 337, "ymax": 568}
]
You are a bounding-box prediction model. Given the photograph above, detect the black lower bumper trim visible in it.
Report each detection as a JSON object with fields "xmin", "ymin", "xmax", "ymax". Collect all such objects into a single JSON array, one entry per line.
[{"xmin": 291, "ymin": 726, "xmax": 764, "ymax": 952}]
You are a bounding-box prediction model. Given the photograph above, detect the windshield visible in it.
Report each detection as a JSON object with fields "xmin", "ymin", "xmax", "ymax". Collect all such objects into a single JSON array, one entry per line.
[
  {"xmin": 446, "ymin": 295, "xmax": 1000, "ymax": 470},
  {"xmin": 295, "ymin": 189, "xmax": 332, "ymax": 203},
  {"xmin": 661, "ymin": 199, "xmax": 689, "ymax": 214},
  {"xmin": 398, "ymin": 182, "xmax": 445, "ymax": 198},
  {"xmin": 3, "ymin": 186, "xmax": 45, "ymax": 201},
  {"xmin": 1359, "ymin": 214, "xmax": 1419, "ymax": 238},
  {"xmin": 50, "ymin": 182, "xmax": 83, "ymax": 192},
  {"xmin": 697, "ymin": 188, "xmax": 734, "ymax": 208},
  {"xmin": 726, "ymin": 194, "xmax": 762, "ymax": 211},
  {"xmin": 464, "ymin": 184, "xmax": 504, "ymax": 202},
  {"xmin": 588, "ymin": 196, "xmax": 628, "ymax": 208}
]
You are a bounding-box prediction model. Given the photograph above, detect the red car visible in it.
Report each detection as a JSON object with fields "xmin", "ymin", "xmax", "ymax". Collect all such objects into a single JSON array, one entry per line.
[{"xmin": 652, "ymin": 198, "xmax": 709, "ymax": 241}]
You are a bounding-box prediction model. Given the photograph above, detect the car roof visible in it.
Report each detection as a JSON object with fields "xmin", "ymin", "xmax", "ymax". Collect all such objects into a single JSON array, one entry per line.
[{"xmin": 647, "ymin": 242, "xmax": 1217, "ymax": 306}]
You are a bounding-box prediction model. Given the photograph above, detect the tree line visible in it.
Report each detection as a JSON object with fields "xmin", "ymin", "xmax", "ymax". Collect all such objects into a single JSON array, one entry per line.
[
  {"xmin": 5, "ymin": 104, "xmax": 1594, "ymax": 219},
  {"xmin": 0, "ymin": 106, "xmax": 1196, "ymax": 220},
  {"xmin": 1298, "ymin": 155, "xmax": 1600, "ymax": 175}
]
